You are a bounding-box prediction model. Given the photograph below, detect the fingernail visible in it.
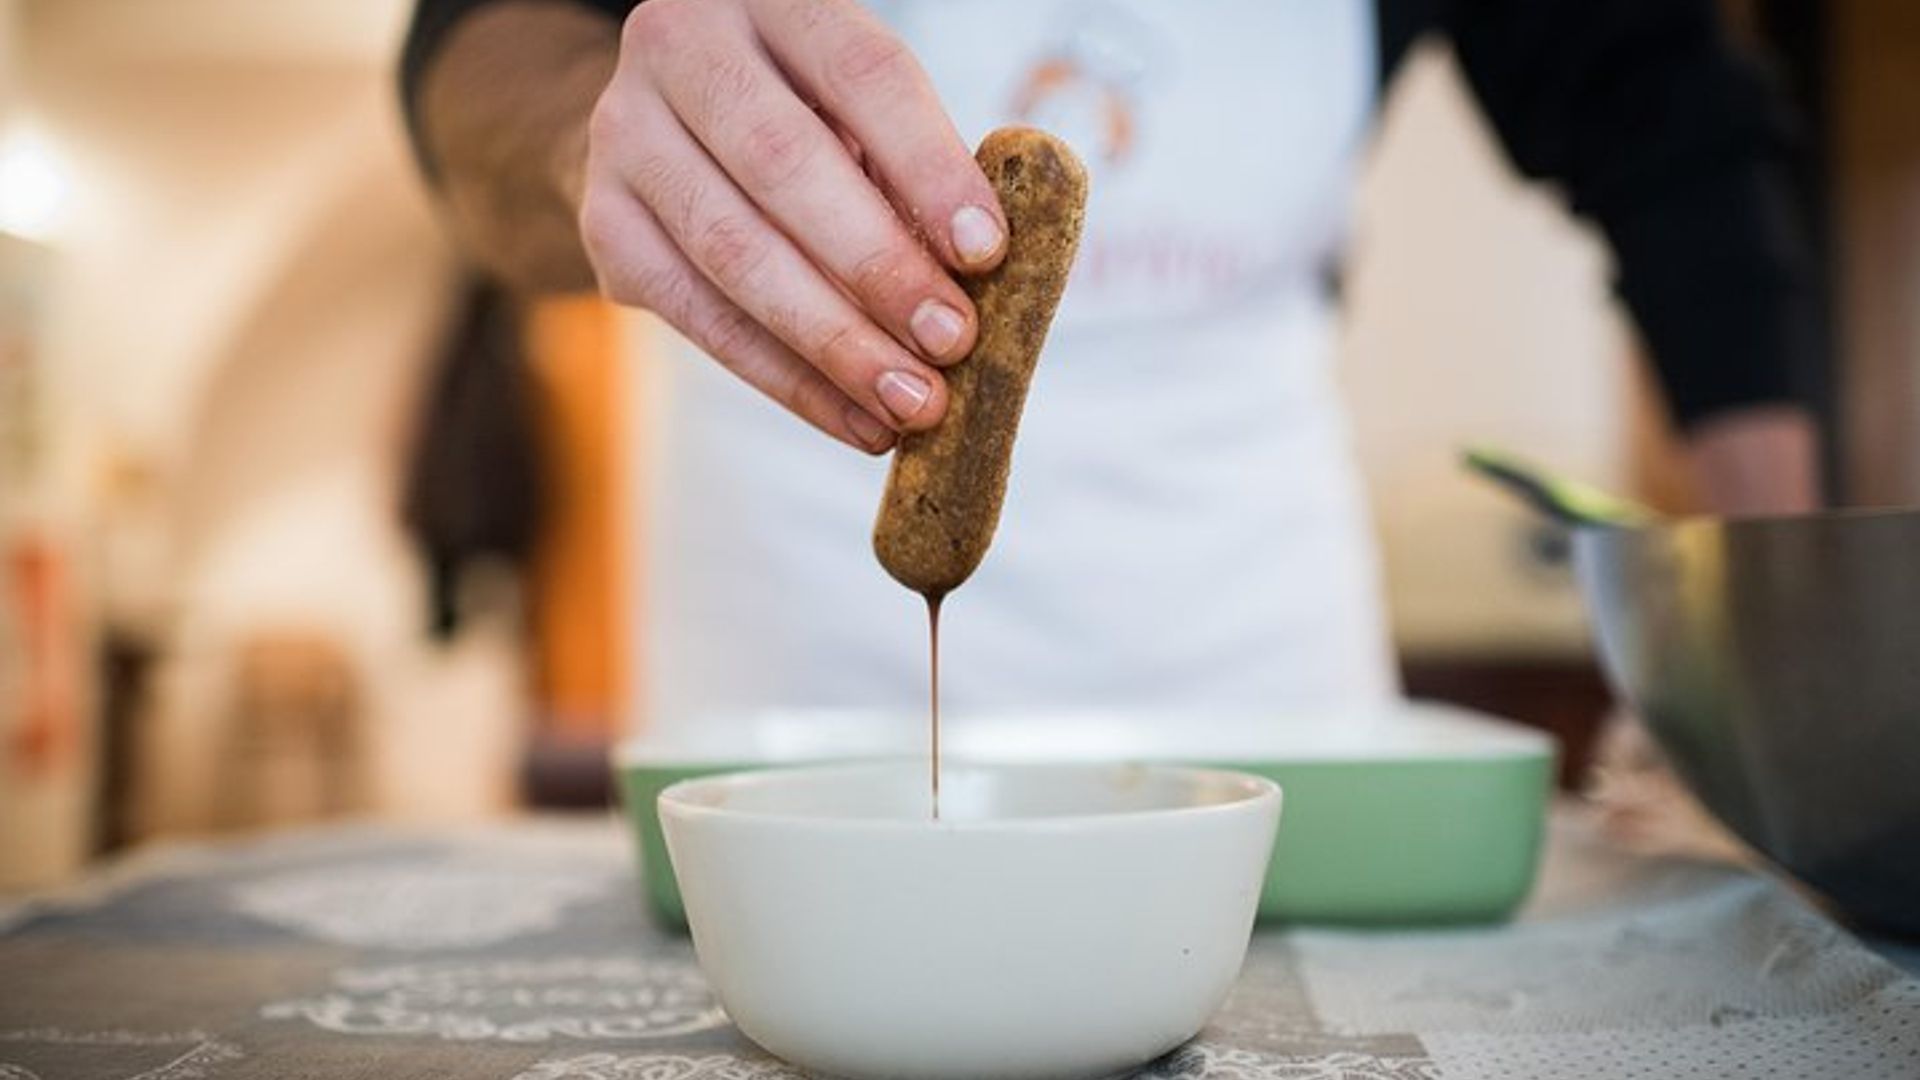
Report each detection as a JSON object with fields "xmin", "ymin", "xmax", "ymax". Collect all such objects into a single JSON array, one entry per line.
[
  {"xmin": 910, "ymin": 300, "xmax": 967, "ymax": 359},
  {"xmin": 876, "ymin": 369, "xmax": 932, "ymax": 424},
  {"xmin": 950, "ymin": 205, "xmax": 1004, "ymax": 267},
  {"xmin": 844, "ymin": 405, "xmax": 893, "ymax": 451}
]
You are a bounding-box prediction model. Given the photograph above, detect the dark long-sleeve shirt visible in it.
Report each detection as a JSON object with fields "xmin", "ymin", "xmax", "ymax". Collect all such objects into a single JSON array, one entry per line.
[{"xmin": 401, "ymin": 0, "xmax": 1822, "ymax": 432}]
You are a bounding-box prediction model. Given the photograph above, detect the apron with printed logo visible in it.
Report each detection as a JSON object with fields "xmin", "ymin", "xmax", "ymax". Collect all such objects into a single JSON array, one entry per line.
[{"xmin": 626, "ymin": 0, "xmax": 1394, "ymax": 730}]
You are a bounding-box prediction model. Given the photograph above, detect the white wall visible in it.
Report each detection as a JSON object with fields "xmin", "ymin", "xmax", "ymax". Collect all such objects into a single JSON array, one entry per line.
[
  {"xmin": 0, "ymin": 0, "xmax": 95, "ymax": 890},
  {"xmin": 9, "ymin": 0, "xmax": 522, "ymax": 852},
  {"xmin": 0, "ymin": 0, "xmax": 16, "ymax": 113},
  {"xmin": 1341, "ymin": 46, "xmax": 1635, "ymax": 658}
]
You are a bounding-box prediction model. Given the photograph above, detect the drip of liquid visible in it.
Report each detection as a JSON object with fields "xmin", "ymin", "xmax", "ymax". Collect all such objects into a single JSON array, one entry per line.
[{"xmin": 925, "ymin": 592, "xmax": 944, "ymax": 820}]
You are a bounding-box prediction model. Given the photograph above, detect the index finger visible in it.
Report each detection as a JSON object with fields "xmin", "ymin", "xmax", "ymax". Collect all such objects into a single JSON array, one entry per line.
[
  {"xmin": 637, "ymin": 13, "xmax": 979, "ymax": 364},
  {"xmin": 745, "ymin": 0, "xmax": 1007, "ymax": 273}
]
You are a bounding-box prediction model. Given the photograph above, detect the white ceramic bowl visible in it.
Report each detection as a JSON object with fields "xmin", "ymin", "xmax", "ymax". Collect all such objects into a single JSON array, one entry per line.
[{"xmin": 659, "ymin": 761, "xmax": 1281, "ymax": 1080}]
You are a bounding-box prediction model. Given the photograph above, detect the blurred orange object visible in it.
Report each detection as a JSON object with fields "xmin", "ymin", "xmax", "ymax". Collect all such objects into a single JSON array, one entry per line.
[
  {"xmin": 6, "ymin": 531, "xmax": 81, "ymax": 779},
  {"xmin": 524, "ymin": 297, "xmax": 631, "ymax": 738}
]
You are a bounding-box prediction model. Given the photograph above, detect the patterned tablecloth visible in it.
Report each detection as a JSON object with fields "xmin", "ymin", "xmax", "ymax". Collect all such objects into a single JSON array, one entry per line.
[{"xmin": 2, "ymin": 812, "xmax": 1916, "ymax": 1080}]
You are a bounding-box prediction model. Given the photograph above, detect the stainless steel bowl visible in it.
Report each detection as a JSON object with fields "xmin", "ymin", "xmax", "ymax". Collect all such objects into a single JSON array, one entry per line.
[{"xmin": 1573, "ymin": 508, "xmax": 1920, "ymax": 935}]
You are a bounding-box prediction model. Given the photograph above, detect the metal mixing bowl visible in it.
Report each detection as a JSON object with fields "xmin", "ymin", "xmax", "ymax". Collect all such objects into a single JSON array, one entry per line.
[{"xmin": 1573, "ymin": 508, "xmax": 1920, "ymax": 935}]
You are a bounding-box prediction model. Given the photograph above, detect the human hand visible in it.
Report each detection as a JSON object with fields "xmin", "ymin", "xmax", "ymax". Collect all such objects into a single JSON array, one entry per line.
[
  {"xmin": 576, "ymin": 0, "xmax": 1008, "ymax": 452},
  {"xmin": 1685, "ymin": 405, "xmax": 1822, "ymax": 517}
]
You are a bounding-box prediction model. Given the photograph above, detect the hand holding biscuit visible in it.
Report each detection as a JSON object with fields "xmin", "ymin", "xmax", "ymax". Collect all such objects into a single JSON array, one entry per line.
[{"xmin": 575, "ymin": 0, "xmax": 1010, "ymax": 452}]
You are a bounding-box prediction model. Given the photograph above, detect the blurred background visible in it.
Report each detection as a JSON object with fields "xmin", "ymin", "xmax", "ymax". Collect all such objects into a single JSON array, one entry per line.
[{"xmin": 1, "ymin": 0, "xmax": 1915, "ymax": 890}]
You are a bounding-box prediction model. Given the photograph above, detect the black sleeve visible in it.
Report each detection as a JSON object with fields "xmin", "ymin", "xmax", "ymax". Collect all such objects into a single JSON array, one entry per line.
[
  {"xmin": 1437, "ymin": 0, "xmax": 1820, "ymax": 430},
  {"xmin": 398, "ymin": 0, "xmax": 639, "ymax": 178}
]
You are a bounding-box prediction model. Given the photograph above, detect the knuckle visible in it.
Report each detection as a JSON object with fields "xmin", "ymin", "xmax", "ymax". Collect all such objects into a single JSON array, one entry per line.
[
  {"xmin": 758, "ymin": 299, "xmax": 802, "ymax": 346},
  {"xmin": 588, "ymin": 256, "xmax": 634, "ymax": 305},
  {"xmin": 621, "ymin": 0, "xmax": 687, "ymax": 56},
  {"xmin": 577, "ymin": 192, "xmax": 619, "ymax": 259},
  {"xmin": 825, "ymin": 29, "xmax": 913, "ymax": 99},
  {"xmin": 846, "ymin": 245, "xmax": 929, "ymax": 308},
  {"xmin": 576, "ymin": 201, "xmax": 682, "ymax": 310},
  {"xmin": 628, "ymin": 151, "xmax": 674, "ymax": 198},
  {"xmin": 630, "ymin": 154, "xmax": 700, "ymax": 236},
  {"xmin": 590, "ymin": 252, "xmax": 648, "ymax": 307},
  {"xmin": 701, "ymin": 304, "xmax": 764, "ymax": 360},
  {"xmin": 752, "ymin": 356, "xmax": 805, "ymax": 417},
  {"xmin": 633, "ymin": 261, "xmax": 694, "ymax": 318},
  {"xmin": 692, "ymin": 215, "xmax": 769, "ymax": 286},
  {"xmin": 808, "ymin": 319, "xmax": 866, "ymax": 375},
  {"xmin": 778, "ymin": 0, "xmax": 845, "ymax": 34},
  {"xmin": 694, "ymin": 52, "xmax": 758, "ymax": 129},
  {"xmin": 736, "ymin": 113, "xmax": 817, "ymax": 191},
  {"xmin": 779, "ymin": 366, "xmax": 830, "ymax": 420},
  {"xmin": 586, "ymin": 93, "xmax": 629, "ymax": 149},
  {"xmin": 596, "ymin": 249, "xmax": 679, "ymax": 312}
]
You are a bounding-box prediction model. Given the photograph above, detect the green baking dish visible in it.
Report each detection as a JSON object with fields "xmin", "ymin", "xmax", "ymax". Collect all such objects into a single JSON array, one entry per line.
[{"xmin": 615, "ymin": 702, "xmax": 1555, "ymax": 928}]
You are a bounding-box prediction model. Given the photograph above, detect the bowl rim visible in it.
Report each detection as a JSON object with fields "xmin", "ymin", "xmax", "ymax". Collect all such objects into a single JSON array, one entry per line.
[
  {"xmin": 1575, "ymin": 502, "xmax": 1920, "ymax": 533},
  {"xmin": 656, "ymin": 760, "xmax": 1281, "ymax": 834},
  {"xmin": 617, "ymin": 702, "xmax": 1553, "ymax": 770}
]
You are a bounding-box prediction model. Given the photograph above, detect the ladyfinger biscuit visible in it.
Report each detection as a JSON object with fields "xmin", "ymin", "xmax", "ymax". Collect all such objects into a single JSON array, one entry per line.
[{"xmin": 873, "ymin": 127, "xmax": 1088, "ymax": 597}]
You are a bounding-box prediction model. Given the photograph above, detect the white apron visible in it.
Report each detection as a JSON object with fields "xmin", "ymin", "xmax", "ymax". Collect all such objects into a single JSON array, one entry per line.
[{"xmin": 626, "ymin": 0, "xmax": 1395, "ymax": 732}]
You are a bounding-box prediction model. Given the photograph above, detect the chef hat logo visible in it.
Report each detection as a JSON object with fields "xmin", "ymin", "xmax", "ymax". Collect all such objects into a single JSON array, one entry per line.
[{"xmin": 1009, "ymin": 2, "xmax": 1163, "ymax": 170}]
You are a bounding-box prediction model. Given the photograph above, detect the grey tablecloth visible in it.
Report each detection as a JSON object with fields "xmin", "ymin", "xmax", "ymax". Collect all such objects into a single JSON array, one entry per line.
[{"xmin": 2, "ymin": 812, "xmax": 1915, "ymax": 1079}]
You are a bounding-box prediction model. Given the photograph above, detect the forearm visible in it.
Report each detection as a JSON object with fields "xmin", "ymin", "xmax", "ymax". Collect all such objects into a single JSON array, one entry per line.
[
  {"xmin": 1684, "ymin": 405, "xmax": 1822, "ymax": 516},
  {"xmin": 415, "ymin": 0, "xmax": 619, "ymax": 292},
  {"xmin": 1444, "ymin": 1, "xmax": 1827, "ymax": 515}
]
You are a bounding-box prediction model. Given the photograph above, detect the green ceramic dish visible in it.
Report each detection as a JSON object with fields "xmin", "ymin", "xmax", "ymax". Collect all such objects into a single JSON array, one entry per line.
[{"xmin": 615, "ymin": 702, "xmax": 1555, "ymax": 928}]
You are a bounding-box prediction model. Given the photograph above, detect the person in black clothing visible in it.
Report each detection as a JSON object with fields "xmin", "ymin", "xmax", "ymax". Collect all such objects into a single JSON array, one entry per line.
[
  {"xmin": 397, "ymin": 1, "xmax": 1821, "ymax": 728},
  {"xmin": 402, "ymin": 0, "xmax": 1820, "ymax": 496}
]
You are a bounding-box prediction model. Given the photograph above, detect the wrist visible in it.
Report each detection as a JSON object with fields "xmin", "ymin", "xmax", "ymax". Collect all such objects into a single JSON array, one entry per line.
[{"xmin": 1683, "ymin": 405, "xmax": 1822, "ymax": 516}]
